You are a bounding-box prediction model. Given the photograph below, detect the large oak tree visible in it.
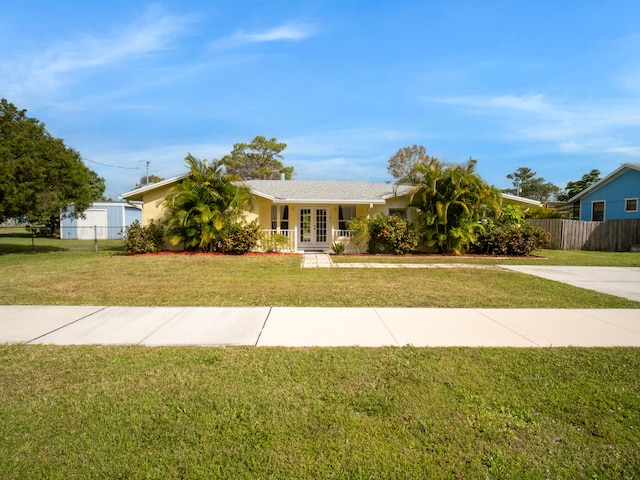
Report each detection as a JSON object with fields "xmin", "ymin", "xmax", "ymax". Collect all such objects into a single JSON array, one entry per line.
[
  {"xmin": 222, "ymin": 136, "xmax": 293, "ymax": 180},
  {"xmin": 557, "ymin": 169, "xmax": 601, "ymax": 201},
  {"xmin": 0, "ymin": 99, "xmax": 104, "ymax": 227},
  {"xmin": 387, "ymin": 144, "xmax": 439, "ymax": 185},
  {"xmin": 505, "ymin": 167, "xmax": 560, "ymax": 201}
]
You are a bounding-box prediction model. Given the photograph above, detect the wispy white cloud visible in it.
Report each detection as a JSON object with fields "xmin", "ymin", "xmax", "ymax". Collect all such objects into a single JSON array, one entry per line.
[
  {"xmin": 236, "ymin": 23, "xmax": 314, "ymax": 43},
  {"xmin": 432, "ymin": 93, "xmax": 640, "ymax": 158},
  {"xmin": 0, "ymin": 9, "xmax": 195, "ymax": 105},
  {"xmin": 438, "ymin": 94, "xmax": 555, "ymax": 114},
  {"xmin": 210, "ymin": 22, "xmax": 316, "ymax": 50}
]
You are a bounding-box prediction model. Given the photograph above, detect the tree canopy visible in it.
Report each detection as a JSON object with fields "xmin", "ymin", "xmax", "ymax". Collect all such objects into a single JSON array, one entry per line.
[
  {"xmin": 387, "ymin": 145, "xmax": 439, "ymax": 185},
  {"xmin": 410, "ymin": 158, "xmax": 500, "ymax": 254},
  {"xmin": 0, "ymin": 98, "xmax": 104, "ymax": 225},
  {"xmin": 557, "ymin": 169, "xmax": 601, "ymax": 201},
  {"xmin": 134, "ymin": 174, "xmax": 165, "ymax": 189},
  {"xmin": 222, "ymin": 136, "xmax": 293, "ymax": 180},
  {"xmin": 163, "ymin": 154, "xmax": 253, "ymax": 252},
  {"xmin": 505, "ymin": 167, "xmax": 560, "ymax": 201}
]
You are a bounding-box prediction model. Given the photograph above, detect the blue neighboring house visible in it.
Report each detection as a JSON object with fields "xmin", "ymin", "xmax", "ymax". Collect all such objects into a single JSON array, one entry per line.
[
  {"xmin": 569, "ymin": 163, "xmax": 640, "ymax": 221},
  {"xmin": 60, "ymin": 202, "xmax": 142, "ymax": 240}
]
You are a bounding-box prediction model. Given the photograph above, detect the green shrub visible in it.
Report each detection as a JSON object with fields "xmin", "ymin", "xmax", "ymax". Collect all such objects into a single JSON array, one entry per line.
[
  {"xmin": 263, "ymin": 233, "xmax": 291, "ymax": 252},
  {"xmin": 367, "ymin": 213, "xmax": 418, "ymax": 255},
  {"xmin": 331, "ymin": 241, "xmax": 346, "ymax": 254},
  {"xmin": 471, "ymin": 222, "xmax": 549, "ymax": 256},
  {"xmin": 121, "ymin": 220, "xmax": 165, "ymax": 254},
  {"xmin": 525, "ymin": 206, "xmax": 563, "ymax": 219},
  {"xmin": 347, "ymin": 216, "xmax": 370, "ymax": 253},
  {"xmin": 221, "ymin": 221, "xmax": 261, "ymax": 255}
]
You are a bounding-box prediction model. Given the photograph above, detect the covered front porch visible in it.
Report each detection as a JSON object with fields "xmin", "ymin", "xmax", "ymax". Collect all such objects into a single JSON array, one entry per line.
[{"xmin": 259, "ymin": 227, "xmax": 358, "ymax": 253}]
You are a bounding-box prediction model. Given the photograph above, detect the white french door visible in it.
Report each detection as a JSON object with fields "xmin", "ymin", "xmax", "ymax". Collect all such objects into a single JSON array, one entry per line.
[{"xmin": 299, "ymin": 206, "xmax": 329, "ymax": 250}]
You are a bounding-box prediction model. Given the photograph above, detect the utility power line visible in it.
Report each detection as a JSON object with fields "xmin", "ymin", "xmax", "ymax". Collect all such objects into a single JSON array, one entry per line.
[{"xmin": 82, "ymin": 156, "xmax": 140, "ymax": 170}]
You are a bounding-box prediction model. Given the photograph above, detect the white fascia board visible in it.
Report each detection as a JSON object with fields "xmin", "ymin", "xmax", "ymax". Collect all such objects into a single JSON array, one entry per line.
[
  {"xmin": 90, "ymin": 202, "xmax": 129, "ymax": 207},
  {"xmin": 500, "ymin": 193, "xmax": 543, "ymax": 206},
  {"xmin": 270, "ymin": 198, "xmax": 386, "ymax": 205},
  {"xmin": 120, "ymin": 173, "xmax": 188, "ymax": 199},
  {"xmin": 247, "ymin": 190, "xmax": 276, "ymax": 201}
]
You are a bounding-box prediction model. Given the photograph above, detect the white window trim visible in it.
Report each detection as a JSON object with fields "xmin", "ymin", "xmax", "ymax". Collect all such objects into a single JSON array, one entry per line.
[
  {"xmin": 624, "ymin": 197, "xmax": 638, "ymax": 212},
  {"xmin": 591, "ymin": 200, "xmax": 605, "ymax": 221}
]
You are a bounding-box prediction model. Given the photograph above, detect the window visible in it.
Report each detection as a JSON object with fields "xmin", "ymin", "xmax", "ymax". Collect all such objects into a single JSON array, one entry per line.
[
  {"xmin": 388, "ymin": 207, "xmax": 406, "ymax": 218},
  {"xmin": 592, "ymin": 201, "xmax": 605, "ymax": 221},
  {"xmin": 625, "ymin": 198, "xmax": 638, "ymax": 212},
  {"xmin": 338, "ymin": 205, "xmax": 356, "ymax": 231},
  {"xmin": 280, "ymin": 205, "xmax": 289, "ymax": 230},
  {"xmin": 271, "ymin": 205, "xmax": 290, "ymax": 230}
]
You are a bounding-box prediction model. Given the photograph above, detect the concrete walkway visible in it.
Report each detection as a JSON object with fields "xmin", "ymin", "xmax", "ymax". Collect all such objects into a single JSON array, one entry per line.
[
  {"xmin": 301, "ymin": 253, "xmax": 334, "ymax": 268},
  {"xmin": 302, "ymin": 253, "xmax": 493, "ymax": 269},
  {"xmin": 1, "ymin": 305, "xmax": 639, "ymax": 347}
]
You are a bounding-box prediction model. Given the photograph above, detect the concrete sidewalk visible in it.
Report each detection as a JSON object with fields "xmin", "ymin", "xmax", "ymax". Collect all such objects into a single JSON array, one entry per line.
[{"xmin": 1, "ymin": 305, "xmax": 639, "ymax": 347}]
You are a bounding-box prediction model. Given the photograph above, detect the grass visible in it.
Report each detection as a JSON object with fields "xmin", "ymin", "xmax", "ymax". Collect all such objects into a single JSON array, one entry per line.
[
  {"xmin": 0, "ymin": 249, "xmax": 639, "ymax": 307},
  {"xmin": 332, "ymin": 249, "xmax": 640, "ymax": 267},
  {"xmin": 1, "ymin": 235, "xmax": 639, "ymax": 478},
  {"xmin": 1, "ymin": 345, "xmax": 638, "ymax": 479},
  {"xmin": 0, "ymin": 234, "xmax": 639, "ymax": 307}
]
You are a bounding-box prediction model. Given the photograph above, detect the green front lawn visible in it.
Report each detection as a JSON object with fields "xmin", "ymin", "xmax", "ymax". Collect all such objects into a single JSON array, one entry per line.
[
  {"xmin": 332, "ymin": 249, "xmax": 640, "ymax": 266},
  {"xmin": 2, "ymin": 236, "xmax": 639, "ymax": 478},
  {"xmin": 1, "ymin": 345, "xmax": 638, "ymax": 479},
  {"xmin": 0, "ymin": 249, "xmax": 638, "ymax": 307}
]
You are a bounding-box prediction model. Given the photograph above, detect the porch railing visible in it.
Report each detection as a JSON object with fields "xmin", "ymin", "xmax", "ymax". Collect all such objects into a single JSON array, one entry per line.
[
  {"xmin": 259, "ymin": 228, "xmax": 360, "ymax": 253},
  {"xmin": 260, "ymin": 229, "xmax": 297, "ymax": 252},
  {"xmin": 331, "ymin": 228, "xmax": 360, "ymax": 253}
]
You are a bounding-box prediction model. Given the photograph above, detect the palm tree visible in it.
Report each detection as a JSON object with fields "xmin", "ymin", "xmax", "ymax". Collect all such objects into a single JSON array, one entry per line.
[
  {"xmin": 163, "ymin": 154, "xmax": 252, "ymax": 252},
  {"xmin": 409, "ymin": 158, "xmax": 500, "ymax": 254}
]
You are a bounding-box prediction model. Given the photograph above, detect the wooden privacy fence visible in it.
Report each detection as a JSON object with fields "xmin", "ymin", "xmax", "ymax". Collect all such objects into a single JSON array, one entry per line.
[{"xmin": 528, "ymin": 219, "xmax": 640, "ymax": 251}]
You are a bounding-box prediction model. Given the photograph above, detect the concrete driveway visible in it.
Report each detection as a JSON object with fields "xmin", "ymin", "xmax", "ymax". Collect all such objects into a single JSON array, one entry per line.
[{"xmin": 499, "ymin": 266, "xmax": 640, "ymax": 302}]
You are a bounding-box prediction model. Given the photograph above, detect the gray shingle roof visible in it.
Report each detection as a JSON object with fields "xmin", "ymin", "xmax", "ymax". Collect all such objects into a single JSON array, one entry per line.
[{"xmin": 240, "ymin": 180, "xmax": 413, "ymax": 204}]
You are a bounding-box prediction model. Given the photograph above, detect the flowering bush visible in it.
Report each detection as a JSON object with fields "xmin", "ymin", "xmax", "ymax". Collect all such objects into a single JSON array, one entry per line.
[
  {"xmin": 121, "ymin": 220, "xmax": 165, "ymax": 254},
  {"xmin": 471, "ymin": 222, "xmax": 549, "ymax": 256},
  {"xmin": 367, "ymin": 213, "xmax": 418, "ymax": 255}
]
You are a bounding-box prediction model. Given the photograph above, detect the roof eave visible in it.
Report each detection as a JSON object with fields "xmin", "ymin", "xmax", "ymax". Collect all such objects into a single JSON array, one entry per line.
[
  {"xmin": 500, "ymin": 192, "xmax": 543, "ymax": 206},
  {"xmin": 120, "ymin": 173, "xmax": 188, "ymax": 200},
  {"xmin": 566, "ymin": 164, "xmax": 637, "ymax": 203},
  {"xmin": 270, "ymin": 198, "xmax": 387, "ymax": 205}
]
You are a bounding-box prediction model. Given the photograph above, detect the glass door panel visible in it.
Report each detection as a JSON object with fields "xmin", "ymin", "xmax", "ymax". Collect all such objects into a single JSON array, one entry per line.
[
  {"xmin": 300, "ymin": 208, "xmax": 312, "ymax": 243},
  {"xmin": 315, "ymin": 208, "xmax": 327, "ymax": 243}
]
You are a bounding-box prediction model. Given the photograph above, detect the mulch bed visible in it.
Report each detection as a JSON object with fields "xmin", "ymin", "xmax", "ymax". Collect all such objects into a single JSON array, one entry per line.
[{"xmin": 141, "ymin": 250, "xmax": 545, "ymax": 260}]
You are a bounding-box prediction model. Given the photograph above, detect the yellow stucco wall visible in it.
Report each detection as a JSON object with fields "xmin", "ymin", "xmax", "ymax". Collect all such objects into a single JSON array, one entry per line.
[{"xmin": 139, "ymin": 184, "xmax": 176, "ymax": 225}]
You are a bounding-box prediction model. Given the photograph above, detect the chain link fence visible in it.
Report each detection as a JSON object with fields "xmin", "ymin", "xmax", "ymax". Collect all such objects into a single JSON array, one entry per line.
[{"xmin": 0, "ymin": 224, "xmax": 128, "ymax": 253}]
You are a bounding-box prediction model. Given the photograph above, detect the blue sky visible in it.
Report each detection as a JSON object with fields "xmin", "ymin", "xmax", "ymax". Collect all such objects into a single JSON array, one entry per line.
[{"xmin": 2, "ymin": 1, "xmax": 640, "ymax": 199}]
